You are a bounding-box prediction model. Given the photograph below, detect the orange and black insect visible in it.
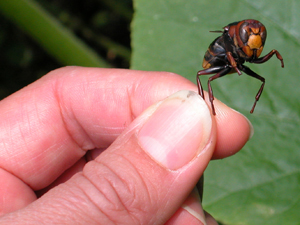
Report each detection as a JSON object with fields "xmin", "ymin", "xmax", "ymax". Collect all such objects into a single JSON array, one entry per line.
[{"xmin": 197, "ymin": 19, "xmax": 284, "ymax": 115}]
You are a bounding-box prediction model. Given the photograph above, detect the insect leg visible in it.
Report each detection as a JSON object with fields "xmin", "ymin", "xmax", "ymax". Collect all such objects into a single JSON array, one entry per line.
[
  {"xmin": 226, "ymin": 52, "xmax": 242, "ymax": 75},
  {"xmin": 207, "ymin": 67, "xmax": 231, "ymax": 115},
  {"xmin": 240, "ymin": 65, "xmax": 265, "ymax": 113},
  {"xmin": 252, "ymin": 49, "xmax": 284, "ymax": 68},
  {"xmin": 197, "ymin": 66, "xmax": 226, "ymax": 99}
]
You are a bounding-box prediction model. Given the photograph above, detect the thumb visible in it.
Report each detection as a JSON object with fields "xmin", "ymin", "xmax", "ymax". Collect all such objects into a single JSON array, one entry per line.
[{"xmin": 0, "ymin": 90, "xmax": 216, "ymax": 224}]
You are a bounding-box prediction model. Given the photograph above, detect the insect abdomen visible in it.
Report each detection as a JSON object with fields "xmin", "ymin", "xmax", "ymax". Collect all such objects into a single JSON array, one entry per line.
[{"xmin": 202, "ymin": 36, "xmax": 227, "ymax": 69}]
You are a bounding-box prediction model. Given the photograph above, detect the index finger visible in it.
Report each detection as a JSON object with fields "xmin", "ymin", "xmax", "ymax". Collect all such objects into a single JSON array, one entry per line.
[{"xmin": 0, "ymin": 67, "xmax": 251, "ymax": 189}]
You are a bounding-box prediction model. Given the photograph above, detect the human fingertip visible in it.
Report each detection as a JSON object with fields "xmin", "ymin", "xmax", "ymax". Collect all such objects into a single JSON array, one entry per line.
[
  {"xmin": 212, "ymin": 98, "xmax": 254, "ymax": 141},
  {"xmin": 204, "ymin": 211, "xmax": 219, "ymax": 225},
  {"xmin": 138, "ymin": 90, "xmax": 212, "ymax": 170},
  {"xmin": 182, "ymin": 188, "xmax": 207, "ymax": 225},
  {"xmin": 241, "ymin": 112, "xmax": 254, "ymax": 140}
]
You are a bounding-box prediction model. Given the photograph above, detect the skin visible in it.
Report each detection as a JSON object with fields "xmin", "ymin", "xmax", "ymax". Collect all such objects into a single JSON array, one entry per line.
[{"xmin": 0, "ymin": 67, "xmax": 252, "ymax": 224}]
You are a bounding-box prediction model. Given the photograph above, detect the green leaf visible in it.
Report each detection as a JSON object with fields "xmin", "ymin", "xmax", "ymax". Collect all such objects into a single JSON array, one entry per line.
[
  {"xmin": 0, "ymin": 0, "xmax": 109, "ymax": 67},
  {"xmin": 131, "ymin": 0, "xmax": 300, "ymax": 224}
]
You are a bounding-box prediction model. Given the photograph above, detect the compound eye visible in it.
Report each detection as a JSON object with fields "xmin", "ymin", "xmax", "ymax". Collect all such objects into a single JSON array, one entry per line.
[
  {"xmin": 260, "ymin": 28, "xmax": 267, "ymax": 45},
  {"xmin": 239, "ymin": 23, "xmax": 249, "ymax": 44}
]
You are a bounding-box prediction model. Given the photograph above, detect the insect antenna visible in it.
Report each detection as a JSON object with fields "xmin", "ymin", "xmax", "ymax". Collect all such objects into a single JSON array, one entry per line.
[{"xmin": 209, "ymin": 30, "xmax": 223, "ymax": 33}]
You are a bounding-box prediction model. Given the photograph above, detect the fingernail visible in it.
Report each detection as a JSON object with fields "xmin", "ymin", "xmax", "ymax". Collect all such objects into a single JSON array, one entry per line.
[
  {"xmin": 138, "ymin": 90, "xmax": 212, "ymax": 170},
  {"xmin": 182, "ymin": 187, "xmax": 207, "ymax": 225}
]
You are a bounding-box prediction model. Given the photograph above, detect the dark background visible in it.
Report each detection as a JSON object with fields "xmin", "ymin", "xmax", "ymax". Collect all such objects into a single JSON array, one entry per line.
[{"xmin": 0, "ymin": 0, "xmax": 132, "ymax": 99}]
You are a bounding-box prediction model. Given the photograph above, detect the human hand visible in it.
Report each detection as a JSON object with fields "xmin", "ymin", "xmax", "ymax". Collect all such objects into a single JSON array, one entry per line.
[{"xmin": 0, "ymin": 67, "xmax": 252, "ymax": 224}]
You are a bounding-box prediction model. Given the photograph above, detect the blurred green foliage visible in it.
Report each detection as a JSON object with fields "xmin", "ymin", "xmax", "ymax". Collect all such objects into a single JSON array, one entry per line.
[
  {"xmin": 0, "ymin": 0, "xmax": 132, "ymax": 99},
  {"xmin": 131, "ymin": 0, "xmax": 300, "ymax": 224}
]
